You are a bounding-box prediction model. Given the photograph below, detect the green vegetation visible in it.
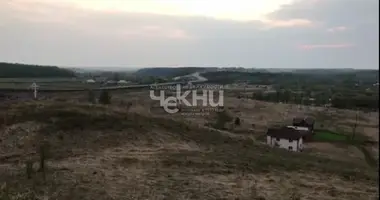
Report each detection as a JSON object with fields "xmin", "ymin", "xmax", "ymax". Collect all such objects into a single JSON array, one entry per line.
[
  {"xmin": 313, "ymin": 129, "xmax": 348, "ymax": 142},
  {"xmin": 312, "ymin": 129, "xmax": 377, "ymax": 168},
  {"xmin": 88, "ymin": 90, "xmax": 96, "ymax": 104},
  {"xmin": 0, "ymin": 62, "xmax": 75, "ymax": 78},
  {"xmin": 313, "ymin": 129, "xmax": 373, "ymax": 144},
  {"xmin": 98, "ymin": 90, "xmax": 111, "ymax": 104},
  {"xmin": 213, "ymin": 110, "xmax": 233, "ymax": 129}
]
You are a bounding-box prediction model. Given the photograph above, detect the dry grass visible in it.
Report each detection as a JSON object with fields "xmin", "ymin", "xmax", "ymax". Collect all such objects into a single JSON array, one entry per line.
[
  {"xmin": 305, "ymin": 142, "xmax": 366, "ymax": 162},
  {"xmin": 0, "ymin": 93, "xmax": 378, "ymax": 200}
]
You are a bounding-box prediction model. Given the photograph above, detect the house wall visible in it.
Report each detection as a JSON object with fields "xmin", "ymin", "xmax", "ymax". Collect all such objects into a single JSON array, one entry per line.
[
  {"xmin": 266, "ymin": 136, "xmax": 302, "ymax": 152},
  {"xmin": 298, "ymin": 137, "xmax": 304, "ymax": 151}
]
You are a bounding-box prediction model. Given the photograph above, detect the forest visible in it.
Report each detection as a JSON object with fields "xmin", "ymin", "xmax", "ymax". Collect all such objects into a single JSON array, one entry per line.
[{"xmin": 0, "ymin": 62, "xmax": 75, "ymax": 78}]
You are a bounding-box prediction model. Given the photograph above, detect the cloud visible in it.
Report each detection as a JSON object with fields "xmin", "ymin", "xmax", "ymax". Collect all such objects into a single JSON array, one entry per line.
[
  {"xmin": 298, "ymin": 43, "xmax": 354, "ymax": 50},
  {"xmin": 327, "ymin": 26, "xmax": 347, "ymax": 33},
  {"xmin": 122, "ymin": 26, "xmax": 192, "ymax": 40},
  {"xmin": 0, "ymin": 0, "xmax": 378, "ymax": 69},
  {"xmin": 261, "ymin": 18, "xmax": 314, "ymax": 28}
]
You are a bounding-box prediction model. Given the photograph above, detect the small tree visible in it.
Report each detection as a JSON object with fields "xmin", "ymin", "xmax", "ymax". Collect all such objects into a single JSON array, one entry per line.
[
  {"xmin": 234, "ymin": 117, "xmax": 241, "ymax": 126},
  {"xmin": 26, "ymin": 160, "xmax": 33, "ymax": 179},
  {"xmin": 88, "ymin": 90, "xmax": 96, "ymax": 104},
  {"xmin": 99, "ymin": 90, "xmax": 111, "ymax": 104},
  {"xmin": 38, "ymin": 142, "xmax": 50, "ymax": 181},
  {"xmin": 215, "ymin": 110, "xmax": 233, "ymax": 129},
  {"xmin": 38, "ymin": 144, "xmax": 47, "ymax": 172},
  {"xmin": 352, "ymin": 110, "xmax": 358, "ymax": 140},
  {"xmin": 126, "ymin": 102, "xmax": 133, "ymax": 112}
]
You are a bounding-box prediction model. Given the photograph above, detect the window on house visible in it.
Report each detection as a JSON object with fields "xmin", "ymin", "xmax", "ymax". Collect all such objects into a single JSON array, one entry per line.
[
  {"xmin": 276, "ymin": 138, "xmax": 280, "ymax": 141},
  {"xmin": 289, "ymin": 139, "xmax": 293, "ymax": 142},
  {"xmin": 288, "ymin": 146, "xmax": 293, "ymax": 150}
]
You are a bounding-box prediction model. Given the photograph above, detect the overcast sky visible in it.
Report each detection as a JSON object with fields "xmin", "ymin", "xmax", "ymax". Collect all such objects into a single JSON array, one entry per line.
[{"xmin": 1, "ymin": 0, "xmax": 378, "ymax": 69}]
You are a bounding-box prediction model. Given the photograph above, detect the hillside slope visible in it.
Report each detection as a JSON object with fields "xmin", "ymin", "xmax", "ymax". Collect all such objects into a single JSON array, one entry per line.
[
  {"xmin": 0, "ymin": 62, "xmax": 75, "ymax": 78},
  {"xmin": 0, "ymin": 101, "xmax": 377, "ymax": 200}
]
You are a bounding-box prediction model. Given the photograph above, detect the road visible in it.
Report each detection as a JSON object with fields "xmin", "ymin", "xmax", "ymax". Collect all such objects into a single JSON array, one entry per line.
[
  {"xmin": 100, "ymin": 72, "xmax": 208, "ymax": 90},
  {"xmin": 188, "ymin": 72, "xmax": 208, "ymax": 83}
]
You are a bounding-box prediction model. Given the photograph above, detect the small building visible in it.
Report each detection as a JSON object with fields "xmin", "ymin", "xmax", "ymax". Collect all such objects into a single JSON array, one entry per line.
[
  {"xmin": 266, "ymin": 126, "xmax": 308, "ymax": 152},
  {"xmin": 117, "ymin": 80, "xmax": 129, "ymax": 84},
  {"xmin": 86, "ymin": 79, "xmax": 95, "ymax": 83},
  {"xmin": 94, "ymin": 77, "xmax": 107, "ymax": 83},
  {"xmin": 292, "ymin": 116, "xmax": 315, "ymax": 133},
  {"xmin": 103, "ymin": 80, "xmax": 117, "ymax": 86}
]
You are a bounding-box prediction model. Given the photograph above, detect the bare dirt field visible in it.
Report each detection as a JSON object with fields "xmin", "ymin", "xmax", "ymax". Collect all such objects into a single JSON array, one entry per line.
[{"xmin": 0, "ymin": 91, "xmax": 378, "ymax": 200}]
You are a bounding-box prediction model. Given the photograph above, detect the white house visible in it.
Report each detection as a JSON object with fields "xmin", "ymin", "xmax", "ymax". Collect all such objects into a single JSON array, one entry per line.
[
  {"xmin": 266, "ymin": 127, "xmax": 306, "ymax": 152},
  {"xmin": 86, "ymin": 79, "xmax": 95, "ymax": 83}
]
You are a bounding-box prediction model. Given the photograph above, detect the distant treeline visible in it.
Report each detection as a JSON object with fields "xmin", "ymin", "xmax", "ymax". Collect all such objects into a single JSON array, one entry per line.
[
  {"xmin": 251, "ymin": 90, "xmax": 378, "ymax": 110},
  {"xmin": 203, "ymin": 71, "xmax": 379, "ymax": 111},
  {"xmin": 135, "ymin": 67, "xmax": 209, "ymax": 78},
  {"xmin": 0, "ymin": 62, "xmax": 75, "ymax": 78},
  {"xmin": 202, "ymin": 71, "xmax": 378, "ymax": 86}
]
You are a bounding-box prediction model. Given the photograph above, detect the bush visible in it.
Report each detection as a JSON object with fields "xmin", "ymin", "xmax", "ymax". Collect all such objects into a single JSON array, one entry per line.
[
  {"xmin": 88, "ymin": 90, "xmax": 96, "ymax": 104},
  {"xmin": 26, "ymin": 160, "xmax": 33, "ymax": 179},
  {"xmin": 234, "ymin": 117, "xmax": 241, "ymax": 126},
  {"xmin": 99, "ymin": 90, "xmax": 111, "ymax": 104},
  {"xmin": 214, "ymin": 110, "xmax": 233, "ymax": 129}
]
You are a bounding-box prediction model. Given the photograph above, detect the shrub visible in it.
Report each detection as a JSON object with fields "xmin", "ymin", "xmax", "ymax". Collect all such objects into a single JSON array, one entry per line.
[
  {"xmin": 214, "ymin": 110, "xmax": 233, "ymax": 129},
  {"xmin": 26, "ymin": 160, "xmax": 33, "ymax": 179},
  {"xmin": 88, "ymin": 90, "xmax": 96, "ymax": 104},
  {"xmin": 234, "ymin": 117, "xmax": 241, "ymax": 126},
  {"xmin": 99, "ymin": 90, "xmax": 111, "ymax": 105}
]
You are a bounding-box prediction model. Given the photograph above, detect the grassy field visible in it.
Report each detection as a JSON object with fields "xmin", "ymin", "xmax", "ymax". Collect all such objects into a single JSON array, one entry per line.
[
  {"xmin": 0, "ymin": 81, "xmax": 101, "ymax": 90},
  {"xmin": 313, "ymin": 129, "xmax": 348, "ymax": 142},
  {"xmin": 0, "ymin": 91, "xmax": 378, "ymax": 200}
]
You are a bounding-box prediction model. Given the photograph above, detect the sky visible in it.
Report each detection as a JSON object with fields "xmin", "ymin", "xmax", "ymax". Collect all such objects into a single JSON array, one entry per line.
[{"xmin": 0, "ymin": 0, "xmax": 378, "ymax": 69}]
